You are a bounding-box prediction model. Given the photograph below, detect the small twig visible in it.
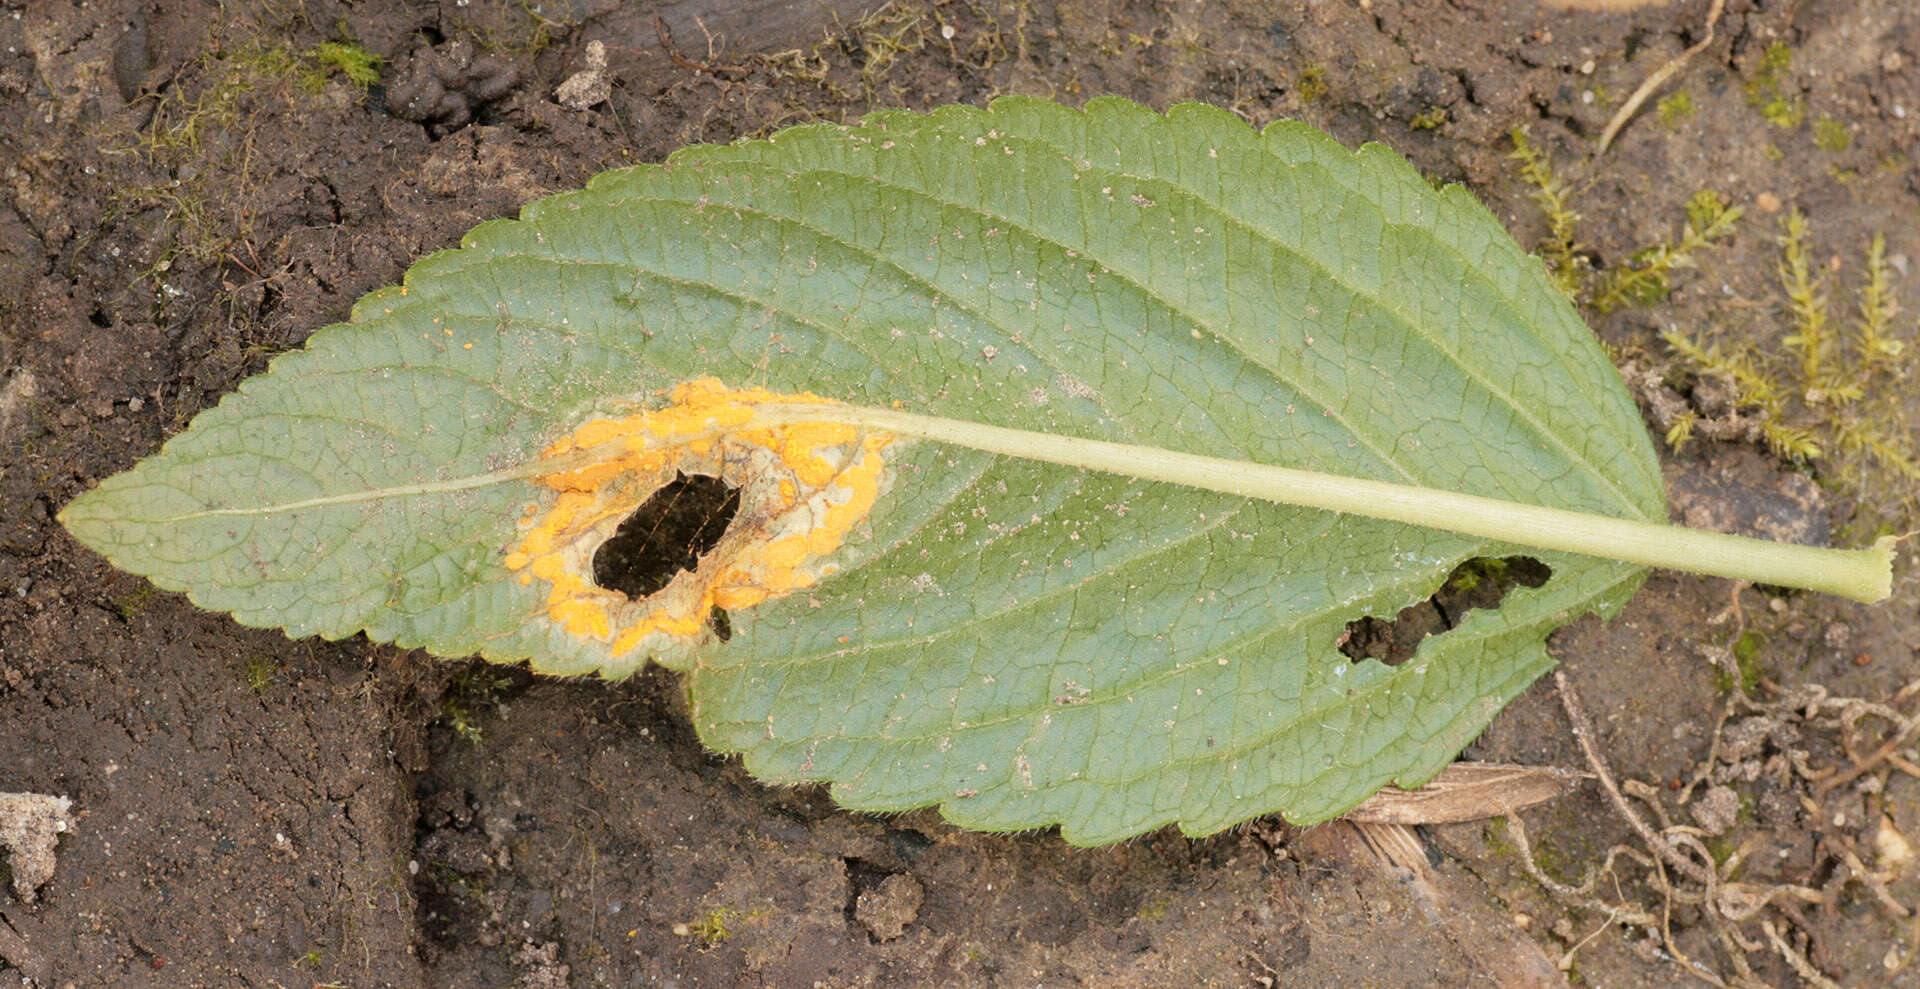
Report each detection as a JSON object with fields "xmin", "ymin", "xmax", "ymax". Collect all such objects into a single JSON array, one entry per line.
[
  {"xmin": 1597, "ymin": 0, "xmax": 1727, "ymax": 155},
  {"xmin": 1782, "ymin": 898, "xmax": 1843, "ymax": 976},
  {"xmin": 1623, "ymin": 778, "xmax": 1678, "ymax": 831}
]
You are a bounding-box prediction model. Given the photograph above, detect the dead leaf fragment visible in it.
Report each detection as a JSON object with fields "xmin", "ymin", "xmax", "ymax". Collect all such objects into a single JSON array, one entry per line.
[{"xmin": 1344, "ymin": 763, "xmax": 1589, "ymax": 825}]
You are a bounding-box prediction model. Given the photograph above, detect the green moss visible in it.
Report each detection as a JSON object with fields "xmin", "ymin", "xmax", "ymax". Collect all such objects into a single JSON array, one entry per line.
[
  {"xmin": 1505, "ymin": 135, "xmax": 1914, "ymax": 523},
  {"xmin": 314, "ymin": 42, "xmax": 381, "ymax": 86},
  {"xmin": 1666, "ymin": 216, "xmax": 1920, "ymax": 527},
  {"xmin": 1409, "ymin": 106, "xmax": 1447, "ymax": 130},
  {"xmin": 243, "ymin": 655, "xmax": 279, "ymax": 693},
  {"xmin": 1760, "ymin": 98, "xmax": 1806, "ymax": 129},
  {"xmin": 688, "ymin": 906, "xmax": 737, "ymax": 945},
  {"xmin": 436, "ymin": 667, "xmax": 517, "ymax": 745},
  {"xmin": 1778, "ymin": 211, "xmax": 1851, "ymax": 402},
  {"xmin": 684, "ymin": 904, "xmax": 769, "ymax": 946},
  {"xmin": 1711, "ymin": 631, "xmax": 1768, "ymax": 694},
  {"xmin": 108, "ymin": 34, "xmax": 387, "ymax": 287},
  {"xmin": 1664, "ymin": 410, "xmax": 1699, "ymax": 452},
  {"xmin": 763, "ymin": 0, "xmax": 1025, "ymax": 108},
  {"xmin": 1744, "ymin": 42, "xmax": 1806, "ymax": 130},
  {"xmin": 1296, "ymin": 65, "xmax": 1328, "ymax": 103},
  {"xmin": 1509, "ymin": 136, "xmax": 1745, "ymax": 318},
  {"xmin": 1657, "ymin": 91, "xmax": 1694, "ymax": 125},
  {"xmin": 1744, "ymin": 41, "xmax": 1793, "ymax": 101},
  {"xmin": 466, "ymin": 0, "xmax": 562, "ymax": 56},
  {"xmin": 1443, "ymin": 556, "xmax": 1514, "ymax": 594},
  {"xmin": 1135, "ymin": 894, "xmax": 1174, "ymax": 921},
  {"xmin": 1506, "ymin": 127, "xmax": 1585, "ymax": 299},
  {"xmin": 110, "ymin": 584, "xmax": 161, "ymax": 619},
  {"xmin": 1759, "ymin": 40, "xmax": 1793, "ymax": 74},
  {"xmin": 1592, "ymin": 190, "xmax": 1743, "ymax": 313},
  {"xmin": 1812, "ymin": 116, "xmax": 1851, "ymax": 152},
  {"xmin": 1482, "ymin": 816, "xmax": 1515, "ymax": 856},
  {"xmin": 439, "ymin": 701, "xmax": 485, "ymax": 744}
]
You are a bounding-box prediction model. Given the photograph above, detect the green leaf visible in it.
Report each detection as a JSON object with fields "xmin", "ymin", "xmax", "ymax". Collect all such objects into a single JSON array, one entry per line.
[{"xmin": 63, "ymin": 97, "xmax": 1675, "ymax": 842}]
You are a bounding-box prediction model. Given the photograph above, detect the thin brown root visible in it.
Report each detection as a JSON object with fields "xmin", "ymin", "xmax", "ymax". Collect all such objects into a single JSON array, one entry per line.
[
  {"xmin": 1556, "ymin": 669, "xmax": 1715, "ymax": 886},
  {"xmin": 1502, "ymin": 811, "xmax": 1671, "ymax": 975},
  {"xmin": 1596, "ymin": 0, "xmax": 1727, "ymax": 155},
  {"xmin": 1558, "ymin": 909, "xmax": 1623, "ymax": 975},
  {"xmin": 1763, "ymin": 919, "xmax": 1842, "ymax": 989},
  {"xmin": 1836, "ymin": 843, "xmax": 1914, "ymax": 918},
  {"xmin": 1506, "ymin": 810, "xmax": 1645, "ymax": 910},
  {"xmin": 1814, "ymin": 683, "xmax": 1920, "ymax": 797}
]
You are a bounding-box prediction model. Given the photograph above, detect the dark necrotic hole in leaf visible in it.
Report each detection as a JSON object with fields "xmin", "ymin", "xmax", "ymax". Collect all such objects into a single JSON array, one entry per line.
[
  {"xmin": 1337, "ymin": 556, "xmax": 1551, "ymax": 666},
  {"xmin": 591, "ymin": 472, "xmax": 740, "ymax": 604}
]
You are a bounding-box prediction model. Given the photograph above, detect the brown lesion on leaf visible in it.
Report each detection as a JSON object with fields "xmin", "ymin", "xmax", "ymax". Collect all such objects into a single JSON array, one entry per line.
[{"xmin": 505, "ymin": 379, "xmax": 894, "ymax": 673}]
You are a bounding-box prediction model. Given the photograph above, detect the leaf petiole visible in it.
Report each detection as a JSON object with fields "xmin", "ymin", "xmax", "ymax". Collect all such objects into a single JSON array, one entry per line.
[{"xmin": 746, "ymin": 403, "xmax": 1896, "ymax": 603}]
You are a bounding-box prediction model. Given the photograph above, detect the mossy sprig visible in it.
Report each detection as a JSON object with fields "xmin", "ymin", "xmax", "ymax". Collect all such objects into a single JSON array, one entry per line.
[
  {"xmin": 1593, "ymin": 191, "xmax": 1743, "ymax": 314},
  {"xmin": 1508, "ymin": 127, "xmax": 1586, "ymax": 299},
  {"xmin": 1666, "ymin": 211, "xmax": 1920, "ymax": 524}
]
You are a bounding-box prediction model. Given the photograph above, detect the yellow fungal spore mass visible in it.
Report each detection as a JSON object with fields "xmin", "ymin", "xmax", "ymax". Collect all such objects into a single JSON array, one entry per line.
[{"xmin": 506, "ymin": 378, "xmax": 894, "ymax": 673}]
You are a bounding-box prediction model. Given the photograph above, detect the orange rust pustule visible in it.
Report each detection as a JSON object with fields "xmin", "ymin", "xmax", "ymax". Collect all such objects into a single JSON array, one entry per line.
[{"xmin": 504, "ymin": 378, "xmax": 894, "ymax": 669}]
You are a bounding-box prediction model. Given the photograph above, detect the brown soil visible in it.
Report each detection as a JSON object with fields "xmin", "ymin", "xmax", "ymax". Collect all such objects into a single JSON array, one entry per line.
[{"xmin": 4, "ymin": 1, "xmax": 1917, "ymax": 985}]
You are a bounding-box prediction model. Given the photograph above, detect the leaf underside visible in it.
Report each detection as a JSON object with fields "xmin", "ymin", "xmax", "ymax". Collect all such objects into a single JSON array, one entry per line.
[{"xmin": 62, "ymin": 97, "xmax": 1663, "ymax": 844}]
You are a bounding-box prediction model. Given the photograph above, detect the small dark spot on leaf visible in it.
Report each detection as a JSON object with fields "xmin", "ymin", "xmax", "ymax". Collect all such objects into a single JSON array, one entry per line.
[
  {"xmin": 592, "ymin": 473, "xmax": 739, "ymax": 600},
  {"xmin": 1337, "ymin": 556, "xmax": 1550, "ymax": 665}
]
